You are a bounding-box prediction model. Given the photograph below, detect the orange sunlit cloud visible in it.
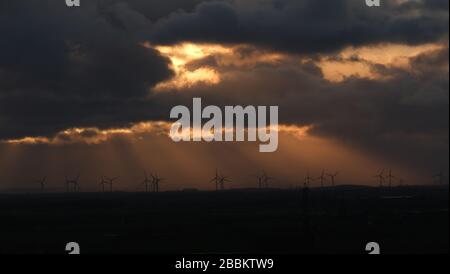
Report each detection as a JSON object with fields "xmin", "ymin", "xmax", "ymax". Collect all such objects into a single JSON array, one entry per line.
[
  {"xmin": 146, "ymin": 42, "xmax": 228, "ymax": 90},
  {"xmin": 4, "ymin": 122, "xmax": 171, "ymax": 145},
  {"xmin": 142, "ymin": 42, "xmax": 287, "ymax": 90},
  {"xmin": 144, "ymin": 41, "xmax": 446, "ymax": 86},
  {"xmin": 318, "ymin": 43, "xmax": 445, "ymax": 82},
  {"xmin": 3, "ymin": 122, "xmax": 312, "ymax": 146}
]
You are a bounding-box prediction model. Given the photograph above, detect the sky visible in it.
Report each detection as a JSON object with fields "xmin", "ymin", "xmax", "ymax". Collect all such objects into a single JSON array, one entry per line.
[{"xmin": 0, "ymin": 0, "xmax": 448, "ymax": 192}]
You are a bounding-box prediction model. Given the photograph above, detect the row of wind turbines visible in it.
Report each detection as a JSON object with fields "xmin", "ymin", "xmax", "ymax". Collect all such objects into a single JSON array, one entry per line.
[
  {"xmin": 32, "ymin": 168, "xmax": 446, "ymax": 193},
  {"xmin": 34, "ymin": 172, "xmax": 164, "ymax": 193},
  {"xmin": 373, "ymin": 169, "xmax": 447, "ymax": 187},
  {"xmin": 208, "ymin": 169, "xmax": 339, "ymax": 190},
  {"xmin": 303, "ymin": 170, "xmax": 339, "ymax": 188},
  {"xmin": 374, "ymin": 169, "xmax": 401, "ymax": 187},
  {"xmin": 33, "ymin": 169, "xmax": 281, "ymax": 193},
  {"xmin": 212, "ymin": 168, "xmax": 446, "ymax": 190}
]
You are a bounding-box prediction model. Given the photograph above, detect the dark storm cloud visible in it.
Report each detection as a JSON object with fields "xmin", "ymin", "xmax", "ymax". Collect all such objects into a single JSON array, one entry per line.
[
  {"xmin": 150, "ymin": 0, "xmax": 449, "ymax": 54},
  {"xmin": 0, "ymin": 1, "xmax": 183, "ymax": 96},
  {"xmin": 0, "ymin": 0, "xmax": 186, "ymax": 139},
  {"xmin": 402, "ymin": 0, "xmax": 449, "ymax": 11}
]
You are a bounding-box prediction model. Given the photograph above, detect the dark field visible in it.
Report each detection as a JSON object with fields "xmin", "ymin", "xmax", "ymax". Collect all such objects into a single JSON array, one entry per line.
[{"xmin": 0, "ymin": 186, "xmax": 448, "ymax": 254}]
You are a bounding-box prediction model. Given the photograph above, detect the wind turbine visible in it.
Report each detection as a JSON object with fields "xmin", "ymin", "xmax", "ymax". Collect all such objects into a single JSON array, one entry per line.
[
  {"xmin": 151, "ymin": 173, "xmax": 163, "ymax": 193},
  {"xmin": 433, "ymin": 170, "xmax": 444, "ymax": 186},
  {"xmin": 100, "ymin": 176, "xmax": 109, "ymax": 192},
  {"xmin": 36, "ymin": 176, "xmax": 46, "ymax": 193},
  {"xmin": 255, "ymin": 173, "xmax": 265, "ymax": 189},
  {"xmin": 326, "ymin": 171, "xmax": 339, "ymax": 187},
  {"xmin": 316, "ymin": 169, "xmax": 327, "ymax": 188},
  {"xmin": 210, "ymin": 169, "xmax": 221, "ymax": 191},
  {"xmin": 374, "ymin": 169, "xmax": 385, "ymax": 187},
  {"xmin": 262, "ymin": 170, "xmax": 274, "ymax": 188},
  {"xmin": 304, "ymin": 170, "xmax": 314, "ymax": 187},
  {"xmin": 142, "ymin": 171, "xmax": 153, "ymax": 192},
  {"xmin": 386, "ymin": 169, "xmax": 396, "ymax": 187},
  {"xmin": 65, "ymin": 174, "xmax": 80, "ymax": 192},
  {"xmin": 105, "ymin": 176, "xmax": 119, "ymax": 192},
  {"xmin": 219, "ymin": 174, "xmax": 231, "ymax": 190}
]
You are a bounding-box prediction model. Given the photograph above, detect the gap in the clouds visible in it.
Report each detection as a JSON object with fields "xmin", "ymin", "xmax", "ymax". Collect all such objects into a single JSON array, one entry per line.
[{"xmin": 142, "ymin": 41, "xmax": 289, "ymax": 91}]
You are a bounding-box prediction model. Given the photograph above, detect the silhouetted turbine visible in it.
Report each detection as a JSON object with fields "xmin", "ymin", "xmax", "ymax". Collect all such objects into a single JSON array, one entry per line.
[
  {"xmin": 304, "ymin": 170, "xmax": 314, "ymax": 187},
  {"xmin": 105, "ymin": 176, "xmax": 119, "ymax": 192},
  {"xmin": 36, "ymin": 176, "xmax": 46, "ymax": 193},
  {"xmin": 262, "ymin": 170, "xmax": 274, "ymax": 188},
  {"xmin": 374, "ymin": 169, "xmax": 385, "ymax": 187},
  {"xmin": 386, "ymin": 169, "xmax": 396, "ymax": 187},
  {"xmin": 219, "ymin": 174, "xmax": 231, "ymax": 190},
  {"xmin": 142, "ymin": 171, "xmax": 153, "ymax": 192},
  {"xmin": 151, "ymin": 173, "xmax": 163, "ymax": 193},
  {"xmin": 210, "ymin": 169, "xmax": 221, "ymax": 191},
  {"xmin": 255, "ymin": 173, "xmax": 264, "ymax": 189},
  {"xmin": 433, "ymin": 170, "xmax": 445, "ymax": 186},
  {"xmin": 100, "ymin": 176, "xmax": 109, "ymax": 192},
  {"xmin": 316, "ymin": 169, "xmax": 327, "ymax": 188},
  {"xmin": 65, "ymin": 174, "xmax": 80, "ymax": 192},
  {"xmin": 326, "ymin": 171, "xmax": 339, "ymax": 187}
]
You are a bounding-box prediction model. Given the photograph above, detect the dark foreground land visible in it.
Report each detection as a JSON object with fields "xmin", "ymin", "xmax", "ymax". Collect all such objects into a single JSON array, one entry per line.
[{"xmin": 0, "ymin": 186, "xmax": 448, "ymax": 254}]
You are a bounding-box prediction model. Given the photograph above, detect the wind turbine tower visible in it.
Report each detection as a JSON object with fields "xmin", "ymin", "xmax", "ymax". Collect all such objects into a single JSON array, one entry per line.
[
  {"xmin": 304, "ymin": 171, "xmax": 314, "ymax": 188},
  {"xmin": 152, "ymin": 174, "xmax": 163, "ymax": 193},
  {"xmin": 316, "ymin": 169, "xmax": 327, "ymax": 188},
  {"xmin": 219, "ymin": 174, "xmax": 231, "ymax": 190},
  {"xmin": 65, "ymin": 174, "xmax": 80, "ymax": 192},
  {"xmin": 256, "ymin": 174, "xmax": 264, "ymax": 189},
  {"xmin": 36, "ymin": 177, "xmax": 46, "ymax": 193},
  {"xmin": 386, "ymin": 169, "xmax": 396, "ymax": 187},
  {"xmin": 262, "ymin": 170, "xmax": 274, "ymax": 188},
  {"xmin": 100, "ymin": 176, "xmax": 108, "ymax": 192},
  {"xmin": 327, "ymin": 172, "xmax": 339, "ymax": 187},
  {"xmin": 142, "ymin": 171, "xmax": 152, "ymax": 192},
  {"xmin": 210, "ymin": 169, "xmax": 221, "ymax": 191},
  {"xmin": 434, "ymin": 170, "xmax": 445, "ymax": 186},
  {"xmin": 374, "ymin": 170, "xmax": 385, "ymax": 187},
  {"xmin": 105, "ymin": 176, "xmax": 119, "ymax": 192}
]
